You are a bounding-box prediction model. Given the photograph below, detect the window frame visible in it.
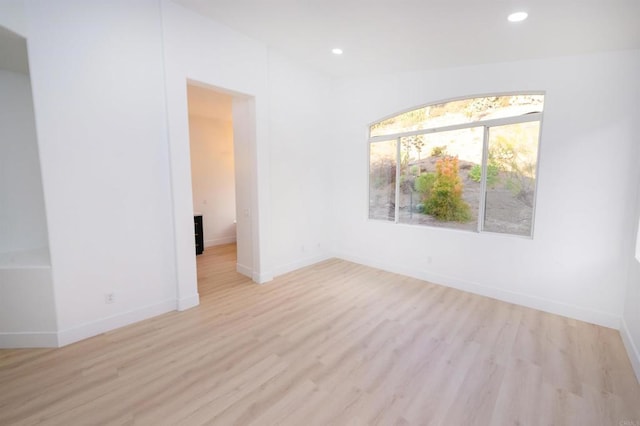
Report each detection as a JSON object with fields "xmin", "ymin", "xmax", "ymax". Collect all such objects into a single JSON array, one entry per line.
[{"xmin": 367, "ymin": 92, "xmax": 545, "ymax": 238}]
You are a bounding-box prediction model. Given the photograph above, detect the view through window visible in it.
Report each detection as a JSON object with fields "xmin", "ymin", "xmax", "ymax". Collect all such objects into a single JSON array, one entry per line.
[{"xmin": 368, "ymin": 94, "xmax": 544, "ymax": 237}]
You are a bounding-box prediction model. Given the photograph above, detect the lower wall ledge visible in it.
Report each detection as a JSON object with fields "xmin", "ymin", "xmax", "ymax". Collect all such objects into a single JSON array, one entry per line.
[
  {"xmin": 178, "ymin": 293, "xmax": 199, "ymax": 311},
  {"xmin": 236, "ymin": 263, "xmax": 252, "ymax": 278},
  {"xmin": 272, "ymin": 253, "xmax": 333, "ymax": 278},
  {"xmin": 204, "ymin": 236, "xmax": 237, "ymax": 248},
  {"xmin": 0, "ymin": 332, "xmax": 58, "ymax": 348},
  {"xmin": 1, "ymin": 300, "xmax": 177, "ymax": 349},
  {"xmin": 57, "ymin": 299, "xmax": 176, "ymax": 347}
]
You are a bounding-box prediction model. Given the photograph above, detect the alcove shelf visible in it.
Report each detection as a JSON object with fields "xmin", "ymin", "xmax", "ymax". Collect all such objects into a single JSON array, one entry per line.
[
  {"xmin": 0, "ymin": 247, "xmax": 51, "ymax": 269},
  {"xmin": 0, "ymin": 27, "xmax": 57, "ymax": 348}
]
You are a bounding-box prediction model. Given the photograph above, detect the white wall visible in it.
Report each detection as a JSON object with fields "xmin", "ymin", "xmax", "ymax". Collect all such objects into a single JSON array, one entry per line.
[
  {"xmin": 4, "ymin": 0, "xmax": 636, "ymax": 359},
  {"xmin": 231, "ymin": 96, "xmax": 259, "ymax": 279},
  {"xmin": 0, "ymin": 27, "xmax": 56, "ymax": 348},
  {"xmin": 161, "ymin": 1, "xmax": 335, "ymax": 284},
  {"xmin": 0, "ymin": 267, "xmax": 56, "ymax": 347},
  {"xmin": 0, "ymin": 0, "xmax": 335, "ymax": 347},
  {"xmin": 267, "ymin": 51, "xmax": 333, "ymax": 275},
  {"xmin": 0, "ymin": 0, "xmax": 26, "ymax": 36},
  {"xmin": 24, "ymin": 0, "xmax": 177, "ymax": 344},
  {"xmin": 332, "ymin": 50, "xmax": 640, "ymax": 328},
  {"xmin": 161, "ymin": 0, "xmax": 271, "ymax": 295},
  {"xmin": 622, "ymin": 135, "xmax": 640, "ymax": 382},
  {"xmin": 187, "ymin": 85, "xmax": 237, "ymax": 247},
  {"xmin": 0, "ymin": 69, "xmax": 48, "ymax": 254}
]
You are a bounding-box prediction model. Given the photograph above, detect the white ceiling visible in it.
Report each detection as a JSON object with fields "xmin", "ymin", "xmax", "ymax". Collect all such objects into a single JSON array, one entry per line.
[
  {"xmin": 0, "ymin": 26, "xmax": 28, "ymax": 74},
  {"xmin": 175, "ymin": 0, "xmax": 640, "ymax": 77}
]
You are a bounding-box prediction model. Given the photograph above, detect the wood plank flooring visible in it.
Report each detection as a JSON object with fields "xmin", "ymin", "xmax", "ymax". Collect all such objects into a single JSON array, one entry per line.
[{"xmin": 1, "ymin": 243, "xmax": 639, "ymax": 425}]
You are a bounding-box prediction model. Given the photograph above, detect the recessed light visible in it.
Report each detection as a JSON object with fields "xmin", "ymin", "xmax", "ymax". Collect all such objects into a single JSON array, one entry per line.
[
  {"xmin": 332, "ymin": 48, "xmax": 343, "ymax": 55},
  {"xmin": 508, "ymin": 11, "xmax": 528, "ymax": 22}
]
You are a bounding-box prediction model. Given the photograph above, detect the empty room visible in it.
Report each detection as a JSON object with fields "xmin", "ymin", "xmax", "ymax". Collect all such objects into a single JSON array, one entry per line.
[{"xmin": 1, "ymin": 0, "xmax": 639, "ymax": 424}]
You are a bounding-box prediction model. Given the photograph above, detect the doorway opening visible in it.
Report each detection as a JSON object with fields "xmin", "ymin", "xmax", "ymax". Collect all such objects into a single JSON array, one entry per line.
[
  {"xmin": 187, "ymin": 83, "xmax": 236, "ymax": 250},
  {"xmin": 185, "ymin": 81, "xmax": 254, "ymax": 293}
]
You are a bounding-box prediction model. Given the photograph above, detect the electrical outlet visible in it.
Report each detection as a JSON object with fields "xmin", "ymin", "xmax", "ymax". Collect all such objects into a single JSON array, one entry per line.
[{"xmin": 105, "ymin": 293, "xmax": 115, "ymax": 304}]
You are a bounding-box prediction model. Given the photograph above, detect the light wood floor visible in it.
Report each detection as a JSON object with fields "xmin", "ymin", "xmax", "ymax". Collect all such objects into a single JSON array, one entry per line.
[{"xmin": 1, "ymin": 244, "xmax": 639, "ymax": 425}]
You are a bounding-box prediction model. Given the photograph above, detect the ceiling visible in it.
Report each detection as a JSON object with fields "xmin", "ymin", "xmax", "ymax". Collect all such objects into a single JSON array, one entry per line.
[
  {"xmin": 175, "ymin": 0, "xmax": 640, "ymax": 77},
  {"xmin": 0, "ymin": 26, "xmax": 28, "ymax": 74}
]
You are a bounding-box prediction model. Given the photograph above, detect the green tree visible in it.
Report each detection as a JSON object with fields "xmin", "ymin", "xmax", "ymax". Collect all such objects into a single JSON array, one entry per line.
[
  {"xmin": 414, "ymin": 172, "xmax": 436, "ymax": 203},
  {"xmin": 424, "ymin": 156, "xmax": 471, "ymax": 222},
  {"xmin": 469, "ymin": 163, "xmax": 500, "ymax": 187}
]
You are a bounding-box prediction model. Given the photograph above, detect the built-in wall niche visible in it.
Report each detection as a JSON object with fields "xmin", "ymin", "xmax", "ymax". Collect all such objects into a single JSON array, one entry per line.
[
  {"xmin": 0, "ymin": 25, "xmax": 50, "ymax": 266},
  {"xmin": 0, "ymin": 26, "xmax": 56, "ymax": 348}
]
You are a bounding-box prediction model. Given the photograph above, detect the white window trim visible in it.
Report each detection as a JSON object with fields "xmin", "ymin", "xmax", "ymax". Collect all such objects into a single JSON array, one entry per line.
[
  {"xmin": 367, "ymin": 92, "xmax": 545, "ymax": 238},
  {"xmin": 369, "ymin": 112, "xmax": 542, "ymax": 143}
]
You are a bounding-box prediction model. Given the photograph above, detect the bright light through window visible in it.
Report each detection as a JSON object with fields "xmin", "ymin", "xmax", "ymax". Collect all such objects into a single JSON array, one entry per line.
[{"xmin": 368, "ymin": 94, "xmax": 544, "ymax": 237}]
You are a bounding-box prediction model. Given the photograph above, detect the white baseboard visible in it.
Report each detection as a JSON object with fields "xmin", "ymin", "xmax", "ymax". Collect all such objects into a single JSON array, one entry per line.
[
  {"xmin": 236, "ymin": 263, "xmax": 252, "ymax": 278},
  {"xmin": 243, "ymin": 253, "xmax": 332, "ymax": 284},
  {"xmin": 335, "ymin": 251, "xmax": 621, "ymax": 330},
  {"xmin": 253, "ymin": 271, "xmax": 273, "ymax": 284},
  {"xmin": 204, "ymin": 236, "xmax": 236, "ymax": 248},
  {"xmin": 177, "ymin": 293, "xmax": 199, "ymax": 311},
  {"xmin": 0, "ymin": 332, "xmax": 58, "ymax": 348},
  {"xmin": 273, "ymin": 253, "xmax": 333, "ymax": 278},
  {"xmin": 621, "ymin": 318, "xmax": 640, "ymax": 384},
  {"xmin": 2, "ymin": 298, "xmax": 193, "ymax": 349},
  {"xmin": 236, "ymin": 262, "xmax": 271, "ymax": 284},
  {"xmin": 57, "ymin": 299, "xmax": 176, "ymax": 347}
]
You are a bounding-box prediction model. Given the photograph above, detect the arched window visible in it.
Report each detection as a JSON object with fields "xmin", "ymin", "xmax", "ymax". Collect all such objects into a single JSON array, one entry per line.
[{"xmin": 369, "ymin": 93, "xmax": 544, "ymax": 237}]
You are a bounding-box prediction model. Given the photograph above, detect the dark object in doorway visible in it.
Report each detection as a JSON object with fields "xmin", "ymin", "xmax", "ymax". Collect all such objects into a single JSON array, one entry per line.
[{"xmin": 194, "ymin": 215, "xmax": 204, "ymax": 255}]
